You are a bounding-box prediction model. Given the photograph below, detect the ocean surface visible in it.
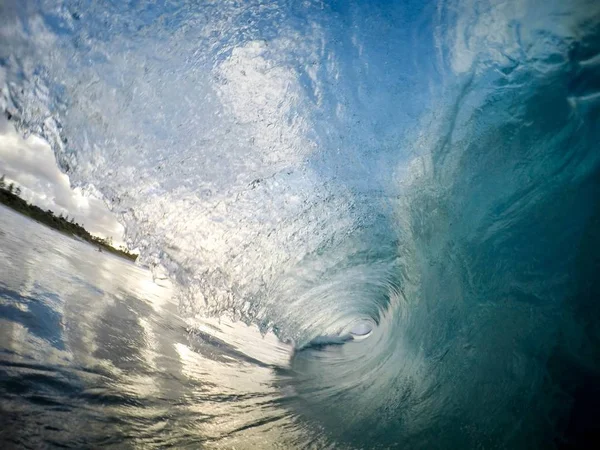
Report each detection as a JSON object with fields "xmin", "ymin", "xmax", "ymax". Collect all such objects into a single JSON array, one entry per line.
[
  {"xmin": 0, "ymin": 206, "xmax": 311, "ymax": 449},
  {"xmin": 1, "ymin": 0, "xmax": 600, "ymax": 448}
]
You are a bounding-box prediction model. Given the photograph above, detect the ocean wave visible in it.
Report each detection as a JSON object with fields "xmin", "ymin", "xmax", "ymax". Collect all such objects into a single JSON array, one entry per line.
[{"xmin": 2, "ymin": 0, "xmax": 600, "ymax": 447}]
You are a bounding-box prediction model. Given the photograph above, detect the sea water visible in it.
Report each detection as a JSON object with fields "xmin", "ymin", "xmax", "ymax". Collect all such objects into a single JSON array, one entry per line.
[{"xmin": 1, "ymin": 0, "xmax": 600, "ymax": 448}]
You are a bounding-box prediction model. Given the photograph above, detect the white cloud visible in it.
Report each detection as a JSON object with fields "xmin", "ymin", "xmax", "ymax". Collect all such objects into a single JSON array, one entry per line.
[{"xmin": 0, "ymin": 116, "xmax": 124, "ymax": 243}]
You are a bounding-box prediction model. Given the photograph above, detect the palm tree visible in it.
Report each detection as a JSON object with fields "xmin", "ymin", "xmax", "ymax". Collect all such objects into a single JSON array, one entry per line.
[
  {"xmin": 15, "ymin": 187, "xmax": 21, "ymax": 196},
  {"xmin": 8, "ymin": 183, "xmax": 14, "ymax": 193},
  {"xmin": 0, "ymin": 175, "xmax": 5, "ymax": 189}
]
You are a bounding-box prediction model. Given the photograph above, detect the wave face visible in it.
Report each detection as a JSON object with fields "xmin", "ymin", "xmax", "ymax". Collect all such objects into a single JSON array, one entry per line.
[{"xmin": 2, "ymin": 0, "xmax": 600, "ymax": 447}]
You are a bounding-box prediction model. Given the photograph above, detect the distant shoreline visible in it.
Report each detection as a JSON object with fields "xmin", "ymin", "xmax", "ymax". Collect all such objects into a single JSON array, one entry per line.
[{"xmin": 0, "ymin": 184, "xmax": 137, "ymax": 262}]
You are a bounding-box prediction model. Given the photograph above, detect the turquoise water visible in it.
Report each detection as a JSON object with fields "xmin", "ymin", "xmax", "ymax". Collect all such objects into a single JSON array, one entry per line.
[{"xmin": 1, "ymin": 0, "xmax": 600, "ymax": 448}]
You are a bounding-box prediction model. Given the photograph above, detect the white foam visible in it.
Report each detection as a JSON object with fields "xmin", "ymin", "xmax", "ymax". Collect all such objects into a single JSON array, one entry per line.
[{"xmin": 349, "ymin": 320, "xmax": 373, "ymax": 337}]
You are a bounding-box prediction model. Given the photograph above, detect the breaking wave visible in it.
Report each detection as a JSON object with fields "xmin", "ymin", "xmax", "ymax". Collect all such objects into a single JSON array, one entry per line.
[{"xmin": 1, "ymin": 0, "xmax": 600, "ymax": 447}]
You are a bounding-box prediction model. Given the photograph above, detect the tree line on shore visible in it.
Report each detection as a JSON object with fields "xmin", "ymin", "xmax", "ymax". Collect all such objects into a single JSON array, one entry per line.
[{"xmin": 0, "ymin": 175, "xmax": 137, "ymax": 261}]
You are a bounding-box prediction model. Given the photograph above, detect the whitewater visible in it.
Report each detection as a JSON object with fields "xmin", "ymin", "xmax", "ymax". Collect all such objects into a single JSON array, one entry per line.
[{"xmin": 1, "ymin": 0, "xmax": 599, "ymax": 448}]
